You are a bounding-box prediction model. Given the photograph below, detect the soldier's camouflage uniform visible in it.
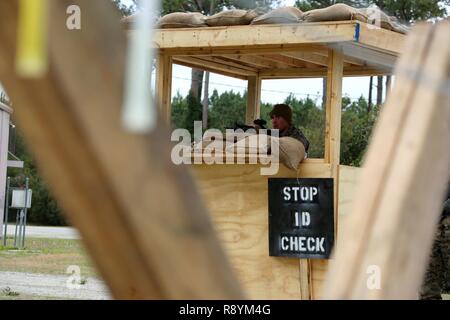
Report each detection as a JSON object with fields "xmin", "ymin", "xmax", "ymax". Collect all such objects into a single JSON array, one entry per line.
[{"xmin": 420, "ymin": 198, "xmax": 450, "ymax": 300}]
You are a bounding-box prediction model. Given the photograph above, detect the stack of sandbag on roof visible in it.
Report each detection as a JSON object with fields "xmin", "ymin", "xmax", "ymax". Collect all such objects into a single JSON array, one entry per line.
[
  {"xmin": 301, "ymin": 3, "xmax": 368, "ymax": 23},
  {"xmin": 251, "ymin": 7, "xmax": 304, "ymax": 25},
  {"xmin": 299, "ymin": 3, "xmax": 408, "ymax": 34},
  {"xmin": 359, "ymin": 6, "xmax": 409, "ymax": 34},
  {"xmin": 122, "ymin": 4, "xmax": 408, "ymax": 34},
  {"xmin": 205, "ymin": 8, "xmax": 265, "ymax": 26},
  {"xmin": 121, "ymin": 12, "xmax": 207, "ymax": 29},
  {"xmin": 157, "ymin": 12, "xmax": 207, "ymax": 28}
]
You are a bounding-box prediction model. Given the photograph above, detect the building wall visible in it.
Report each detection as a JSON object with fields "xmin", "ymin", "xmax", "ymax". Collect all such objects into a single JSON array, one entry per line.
[{"xmin": 0, "ymin": 102, "xmax": 12, "ymax": 238}]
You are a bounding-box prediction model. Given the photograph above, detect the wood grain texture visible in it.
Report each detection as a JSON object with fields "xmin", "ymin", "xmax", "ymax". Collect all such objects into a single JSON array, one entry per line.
[
  {"xmin": 0, "ymin": 0, "xmax": 242, "ymax": 299},
  {"xmin": 324, "ymin": 22, "xmax": 450, "ymax": 299},
  {"xmin": 191, "ymin": 163, "xmax": 360, "ymax": 299}
]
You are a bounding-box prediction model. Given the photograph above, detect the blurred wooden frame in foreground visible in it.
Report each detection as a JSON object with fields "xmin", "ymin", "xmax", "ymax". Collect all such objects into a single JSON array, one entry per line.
[
  {"xmin": 0, "ymin": 0, "xmax": 242, "ymax": 299},
  {"xmin": 325, "ymin": 21, "xmax": 450, "ymax": 299},
  {"xmin": 0, "ymin": 0, "xmax": 448, "ymax": 300}
]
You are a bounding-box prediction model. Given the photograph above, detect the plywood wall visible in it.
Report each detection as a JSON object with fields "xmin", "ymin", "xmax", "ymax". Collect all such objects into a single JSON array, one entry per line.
[{"xmin": 191, "ymin": 162, "xmax": 361, "ymax": 299}]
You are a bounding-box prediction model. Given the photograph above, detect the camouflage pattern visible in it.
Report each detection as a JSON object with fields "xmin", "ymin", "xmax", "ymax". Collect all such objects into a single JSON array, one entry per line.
[
  {"xmin": 280, "ymin": 126, "xmax": 310, "ymax": 153},
  {"xmin": 420, "ymin": 199, "xmax": 450, "ymax": 300}
]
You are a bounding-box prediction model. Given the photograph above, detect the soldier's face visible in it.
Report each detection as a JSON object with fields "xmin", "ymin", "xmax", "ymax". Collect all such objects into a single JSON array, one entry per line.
[{"xmin": 271, "ymin": 116, "xmax": 289, "ymax": 131}]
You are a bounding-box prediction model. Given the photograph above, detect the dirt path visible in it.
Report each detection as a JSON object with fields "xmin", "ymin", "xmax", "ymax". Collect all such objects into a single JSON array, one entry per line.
[
  {"xmin": 4, "ymin": 225, "xmax": 80, "ymax": 239},
  {"xmin": 0, "ymin": 271, "xmax": 111, "ymax": 300}
]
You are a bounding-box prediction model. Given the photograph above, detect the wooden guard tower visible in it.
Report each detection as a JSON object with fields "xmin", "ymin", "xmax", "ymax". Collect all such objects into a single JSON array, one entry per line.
[{"xmin": 153, "ymin": 21, "xmax": 406, "ymax": 299}]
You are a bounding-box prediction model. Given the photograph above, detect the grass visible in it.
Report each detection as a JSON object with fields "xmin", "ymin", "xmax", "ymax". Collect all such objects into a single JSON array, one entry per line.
[{"xmin": 0, "ymin": 237, "xmax": 99, "ymax": 278}]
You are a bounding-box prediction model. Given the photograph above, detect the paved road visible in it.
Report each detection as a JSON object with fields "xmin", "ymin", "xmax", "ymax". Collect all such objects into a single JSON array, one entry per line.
[
  {"xmin": 0, "ymin": 271, "xmax": 111, "ymax": 300},
  {"xmin": 4, "ymin": 225, "xmax": 80, "ymax": 239}
]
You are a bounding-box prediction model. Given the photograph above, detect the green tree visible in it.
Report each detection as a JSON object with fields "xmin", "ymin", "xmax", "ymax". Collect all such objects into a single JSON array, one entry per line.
[
  {"xmin": 208, "ymin": 89, "xmax": 247, "ymax": 130},
  {"xmin": 364, "ymin": 0, "xmax": 449, "ymax": 24},
  {"xmin": 295, "ymin": 0, "xmax": 358, "ymax": 11},
  {"xmin": 340, "ymin": 96, "xmax": 379, "ymax": 166},
  {"xmin": 8, "ymin": 131, "xmax": 66, "ymax": 226}
]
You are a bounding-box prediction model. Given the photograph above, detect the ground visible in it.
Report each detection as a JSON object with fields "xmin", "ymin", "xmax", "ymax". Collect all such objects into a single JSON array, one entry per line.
[
  {"xmin": 0, "ymin": 233, "xmax": 111, "ymax": 300},
  {"xmin": 0, "ymin": 226, "xmax": 448, "ymax": 300}
]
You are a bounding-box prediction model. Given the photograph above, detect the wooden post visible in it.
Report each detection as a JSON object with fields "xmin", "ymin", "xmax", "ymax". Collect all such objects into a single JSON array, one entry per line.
[
  {"xmin": 156, "ymin": 54, "xmax": 172, "ymax": 125},
  {"xmin": 0, "ymin": 0, "xmax": 242, "ymax": 299},
  {"xmin": 325, "ymin": 50, "xmax": 344, "ymax": 238},
  {"xmin": 246, "ymin": 75, "xmax": 261, "ymax": 125},
  {"xmin": 324, "ymin": 22, "xmax": 450, "ymax": 299}
]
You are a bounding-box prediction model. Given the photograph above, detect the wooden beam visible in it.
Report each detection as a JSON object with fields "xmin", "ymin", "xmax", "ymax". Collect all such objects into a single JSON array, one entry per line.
[
  {"xmin": 324, "ymin": 50, "xmax": 344, "ymax": 267},
  {"xmin": 221, "ymin": 54, "xmax": 285, "ymax": 69},
  {"xmin": 357, "ymin": 22, "xmax": 406, "ymax": 56},
  {"xmin": 282, "ymin": 52, "xmax": 328, "ymax": 67},
  {"xmin": 153, "ymin": 22, "xmax": 359, "ymax": 51},
  {"xmin": 259, "ymin": 54, "xmax": 306, "ymax": 68},
  {"xmin": 246, "ymin": 75, "xmax": 261, "ymax": 125},
  {"xmin": 172, "ymin": 59, "xmax": 248, "ymax": 80},
  {"xmin": 202, "ymin": 56, "xmax": 259, "ymax": 72},
  {"xmin": 173, "ymin": 56, "xmax": 256, "ymax": 77},
  {"xmin": 161, "ymin": 45, "xmax": 329, "ymax": 56},
  {"xmin": 259, "ymin": 66, "xmax": 391, "ymax": 79},
  {"xmin": 156, "ymin": 54, "xmax": 172, "ymax": 124},
  {"xmin": 0, "ymin": 0, "xmax": 242, "ymax": 299},
  {"xmin": 324, "ymin": 50, "xmax": 344, "ymax": 164},
  {"xmin": 325, "ymin": 22, "xmax": 450, "ymax": 299}
]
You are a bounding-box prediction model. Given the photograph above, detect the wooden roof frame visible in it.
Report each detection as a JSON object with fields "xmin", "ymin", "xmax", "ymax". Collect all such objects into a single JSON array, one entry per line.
[
  {"xmin": 153, "ymin": 26, "xmax": 406, "ymax": 288},
  {"xmin": 152, "ymin": 20, "xmax": 406, "ymax": 128}
]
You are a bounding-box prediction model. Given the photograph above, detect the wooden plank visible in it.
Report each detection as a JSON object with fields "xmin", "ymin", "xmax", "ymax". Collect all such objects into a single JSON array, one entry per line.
[
  {"xmin": 162, "ymin": 45, "xmax": 329, "ymax": 56},
  {"xmin": 153, "ymin": 22, "xmax": 359, "ymax": 51},
  {"xmin": 191, "ymin": 162, "xmax": 332, "ymax": 299},
  {"xmin": 173, "ymin": 56, "xmax": 256, "ymax": 77},
  {"xmin": 282, "ymin": 52, "xmax": 328, "ymax": 67},
  {"xmin": 173, "ymin": 60, "xmax": 248, "ymax": 80},
  {"xmin": 357, "ymin": 22, "xmax": 406, "ymax": 56},
  {"xmin": 0, "ymin": 0, "xmax": 242, "ymax": 299},
  {"xmin": 259, "ymin": 54, "xmax": 306, "ymax": 68},
  {"xmin": 259, "ymin": 66, "xmax": 391, "ymax": 78},
  {"xmin": 339, "ymin": 43, "xmax": 397, "ymax": 69},
  {"xmin": 324, "ymin": 22, "xmax": 450, "ymax": 299},
  {"xmin": 299, "ymin": 259, "xmax": 312, "ymax": 299},
  {"xmin": 204, "ymin": 56, "xmax": 259, "ymax": 72},
  {"xmin": 322, "ymin": 51, "xmax": 343, "ymax": 302},
  {"xmin": 156, "ymin": 54, "xmax": 172, "ymax": 124},
  {"xmin": 324, "ymin": 50, "xmax": 344, "ymax": 166},
  {"xmin": 220, "ymin": 55, "xmax": 281, "ymax": 69},
  {"xmin": 307, "ymin": 165, "xmax": 362, "ymax": 299},
  {"xmin": 246, "ymin": 76, "xmax": 261, "ymax": 125}
]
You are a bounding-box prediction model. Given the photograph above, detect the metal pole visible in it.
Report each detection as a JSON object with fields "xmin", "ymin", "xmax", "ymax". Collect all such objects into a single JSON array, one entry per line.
[
  {"xmin": 21, "ymin": 178, "xmax": 29, "ymax": 248},
  {"xmin": 2, "ymin": 177, "xmax": 10, "ymax": 246},
  {"xmin": 13, "ymin": 210, "xmax": 19, "ymax": 247}
]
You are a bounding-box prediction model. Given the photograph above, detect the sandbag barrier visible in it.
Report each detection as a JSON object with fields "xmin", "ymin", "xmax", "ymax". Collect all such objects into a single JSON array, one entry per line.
[{"xmin": 122, "ymin": 4, "xmax": 409, "ymax": 34}]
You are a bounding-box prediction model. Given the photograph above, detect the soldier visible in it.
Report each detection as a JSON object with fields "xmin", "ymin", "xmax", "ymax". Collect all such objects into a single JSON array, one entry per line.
[{"xmin": 419, "ymin": 185, "xmax": 450, "ymax": 300}]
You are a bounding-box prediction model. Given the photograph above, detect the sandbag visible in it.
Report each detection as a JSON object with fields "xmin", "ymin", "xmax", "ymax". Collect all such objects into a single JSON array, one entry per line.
[
  {"xmin": 157, "ymin": 12, "xmax": 207, "ymax": 29},
  {"xmin": 225, "ymin": 133, "xmax": 270, "ymax": 155},
  {"xmin": 251, "ymin": 7, "xmax": 303, "ymax": 25},
  {"xmin": 120, "ymin": 13, "xmax": 159, "ymax": 29},
  {"xmin": 278, "ymin": 137, "xmax": 306, "ymax": 171},
  {"xmin": 301, "ymin": 3, "xmax": 367, "ymax": 23},
  {"xmin": 359, "ymin": 7, "xmax": 409, "ymax": 34},
  {"xmin": 121, "ymin": 13, "xmax": 138, "ymax": 29},
  {"xmin": 205, "ymin": 9, "xmax": 262, "ymax": 26}
]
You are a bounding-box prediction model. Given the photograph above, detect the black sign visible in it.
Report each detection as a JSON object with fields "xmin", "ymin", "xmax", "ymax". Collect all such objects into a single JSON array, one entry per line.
[{"xmin": 268, "ymin": 178, "xmax": 334, "ymax": 259}]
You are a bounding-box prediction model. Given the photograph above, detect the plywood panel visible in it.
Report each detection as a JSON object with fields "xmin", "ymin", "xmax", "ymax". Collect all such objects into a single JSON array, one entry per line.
[
  {"xmin": 310, "ymin": 165, "xmax": 362, "ymax": 299},
  {"xmin": 191, "ymin": 161, "xmax": 355, "ymax": 299}
]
